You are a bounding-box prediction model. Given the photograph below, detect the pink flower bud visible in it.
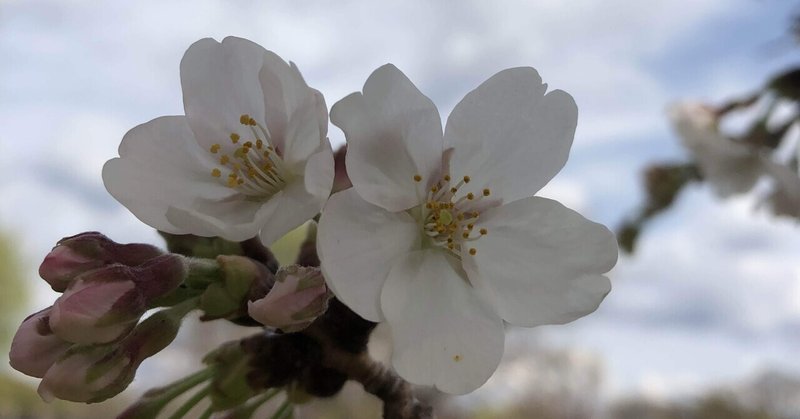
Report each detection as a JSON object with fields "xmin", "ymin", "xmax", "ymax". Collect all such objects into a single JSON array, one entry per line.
[
  {"xmin": 39, "ymin": 232, "xmax": 163, "ymax": 292},
  {"xmin": 49, "ymin": 267, "xmax": 143, "ymax": 345},
  {"xmin": 248, "ymin": 265, "xmax": 331, "ymax": 332},
  {"xmin": 37, "ymin": 346, "xmax": 133, "ymax": 403},
  {"xmin": 48, "ymin": 254, "xmax": 187, "ymax": 345},
  {"xmin": 9, "ymin": 307, "xmax": 72, "ymax": 378}
]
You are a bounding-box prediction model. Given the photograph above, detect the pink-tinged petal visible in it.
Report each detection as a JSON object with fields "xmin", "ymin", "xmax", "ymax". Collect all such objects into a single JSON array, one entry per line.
[
  {"xmin": 331, "ymin": 64, "xmax": 443, "ymax": 212},
  {"xmin": 103, "ymin": 115, "xmax": 233, "ymax": 234},
  {"xmin": 38, "ymin": 246, "xmax": 96, "ymax": 292},
  {"xmin": 38, "ymin": 348, "xmax": 132, "ymax": 403},
  {"xmin": 317, "ymin": 188, "xmax": 420, "ymax": 322},
  {"xmin": 259, "ymin": 53, "xmax": 327, "ymax": 166},
  {"xmin": 465, "ymin": 196, "xmax": 616, "ymax": 327},
  {"xmin": 445, "ymin": 67, "xmax": 577, "ymax": 204},
  {"xmin": 380, "ymin": 250, "xmax": 504, "ymax": 394},
  {"xmin": 9, "ymin": 308, "xmax": 72, "ymax": 378},
  {"xmin": 180, "ymin": 37, "xmax": 268, "ymax": 151},
  {"xmin": 49, "ymin": 279, "xmax": 139, "ymax": 344},
  {"xmin": 248, "ymin": 266, "xmax": 330, "ymax": 332}
]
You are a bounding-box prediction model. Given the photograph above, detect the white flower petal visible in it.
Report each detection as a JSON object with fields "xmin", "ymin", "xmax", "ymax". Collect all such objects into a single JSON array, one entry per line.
[
  {"xmin": 381, "ymin": 250, "xmax": 504, "ymax": 394},
  {"xmin": 466, "ymin": 196, "xmax": 617, "ymax": 327},
  {"xmin": 317, "ymin": 188, "xmax": 420, "ymax": 321},
  {"xmin": 330, "ymin": 64, "xmax": 443, "ymax": 212},
  {"xmin": 257, "ymin": 177, "xmax": 327, "ymax": 246},
  {"xmin": 259, "ymin": 53, "xmax": 327, "ymax": 167},
  {"xmin": 180, "ymin": 37, "xmax": 268, "ymax": 150},
  {"xmin": 302, "ymin": 140, "xmax": 335, "ymax": 201},
  {"xmin": 165, "ymin": 196, "xmax": 263, "ymax": 241},
  {"xmin": 445, "ymin": 67, "xmax": 577, "ymax": 204},
  {"xmin": 102, "ymin": 116, "xmax": 232, "ymax": 234},
  {"xmin": 280, "ymin": 90, "xmax": 325, "ymax": 169}
]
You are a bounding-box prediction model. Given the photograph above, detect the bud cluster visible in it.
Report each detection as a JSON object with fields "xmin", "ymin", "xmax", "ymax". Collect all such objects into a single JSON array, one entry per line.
[{"xmin": 9, "ymin": 233, "xmax": 190, "ymax": 402}]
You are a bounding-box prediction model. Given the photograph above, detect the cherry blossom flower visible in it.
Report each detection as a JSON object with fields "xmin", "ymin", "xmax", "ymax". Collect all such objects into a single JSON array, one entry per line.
[
  {"xmin": 318, "ymin": 64, "xmax": 618, "ymax": 394},
  {"xmin": 103, "ymin": 37, "xmax": 334, "ymax": 245},
  {"xmin": 668, "ymin": 101, "xmax": 765, "ymax": 197}
]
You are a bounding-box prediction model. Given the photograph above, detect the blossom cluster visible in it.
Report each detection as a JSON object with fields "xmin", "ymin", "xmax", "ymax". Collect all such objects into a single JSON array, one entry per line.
[{"xmin": 11, "ymin": 36, "xmax": 618, "ymax": 415}]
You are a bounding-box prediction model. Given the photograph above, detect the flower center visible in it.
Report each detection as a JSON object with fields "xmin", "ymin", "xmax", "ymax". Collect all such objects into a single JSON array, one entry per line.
[
  {"xmin": 207, "ymin": 114, "xmax": 290, "ymax": 199},
  {"xmin": 415, "ymin": 174, "xmax": 491, "ymax": 258}
]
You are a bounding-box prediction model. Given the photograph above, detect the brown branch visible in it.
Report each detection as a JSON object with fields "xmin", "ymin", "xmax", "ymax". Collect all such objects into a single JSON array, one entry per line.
[{"xmin": 304, "ymin": 325, "xmax": 433, "ymax": 419}]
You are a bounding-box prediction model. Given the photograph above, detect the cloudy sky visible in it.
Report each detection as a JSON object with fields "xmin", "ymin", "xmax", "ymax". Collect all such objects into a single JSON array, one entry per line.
[{"xmin": 2, "ymin": 0, "xmax": 800, "ymax": 404}]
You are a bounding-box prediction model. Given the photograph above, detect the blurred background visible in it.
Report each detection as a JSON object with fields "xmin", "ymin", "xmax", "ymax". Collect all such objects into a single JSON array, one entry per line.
[{"xmin": 2, "ymin": 0, "xmax": 800, "ymax": 417}]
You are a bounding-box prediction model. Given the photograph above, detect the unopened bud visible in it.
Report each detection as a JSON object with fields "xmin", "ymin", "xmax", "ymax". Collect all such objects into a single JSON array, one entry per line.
[
  {"xmin": 9, "ymin": 307, "xmax": 72, "ymax": 378},
  {"xmin": 247, "ymin": 265, "xmax": 330, "ymax": 333},
  {"xmin": 199, "ymin": 255, "xmax": 273, "ymax": 321},
  {"xmin": 39, "ymin": 232, "xmax": 163, "ymax": 292},
  {"xmin": 37, "ymin": 345, "xmax": 134, "ymax": 403},
  {"xmin": 203, "ymin": 341, "xmax": 256, "ymax": 411},
  {"xmin": 49, "ymin": 255, "xmax": 186, "ymax": 345}
]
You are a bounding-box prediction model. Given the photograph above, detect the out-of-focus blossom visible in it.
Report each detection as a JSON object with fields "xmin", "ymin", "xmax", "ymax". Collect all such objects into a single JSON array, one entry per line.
[
  {"xmin": 248, "ymin": 265, "xmax": 331, "ymax": 332},
  {"xmin": 668, "ymin": 101, "xmax": 765, "ymax": 197},
  {"xmin": 319, "ymin": 64, "xmax": 617, "ymax": 394},
  {"xmin": 103, "ymin": 36, "xmax": 334, "ymax": 246},
  {"xmin": 9, "ymin": 308, "xmax": 72, "ymax": 378},
  {"xmin": 762, "ymin": 161, "xmax": 800, "ymax": 218},
  {"xmin": 39, "ymin": 232, "xmax": 162, "ymax": 292}
]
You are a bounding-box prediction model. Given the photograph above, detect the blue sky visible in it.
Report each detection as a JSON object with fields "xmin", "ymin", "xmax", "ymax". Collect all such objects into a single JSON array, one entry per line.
[{"xmin": 2, "ymin": 0, "xmax": 800, "ymax": 404}]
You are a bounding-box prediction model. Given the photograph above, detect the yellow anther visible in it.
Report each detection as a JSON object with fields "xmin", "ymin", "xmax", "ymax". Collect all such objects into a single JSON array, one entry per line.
[
  {"xmin": 263, "ymin": 151, "xmax": 271, "ymax": 158},
  {"xmin": 230, "ymin": 133, "xmax": 240, "ymax": 144},
  {"xmin": 483, "ymin": 188, "xmax": 491, "ymax": 196},
  {"xmin": 426, "ymin": 202, "xmax": 433, "ymax": 209},
  {"xmin": 448, "ymin": 243, "xmax": 455, "ymax": 249},
  {"xmin": 263, "ymin": 163, "xmax": 272, "ymax": 171},
  {"xmin": 463, "ymin": 176, "xmax": 471, "ymax": 183},
  {"xmin": 480, "ymin": 228, "xmax": 487, "ymax": 235},
  {"xmin": 444, "ymin": 175, "xmax": 451, "ymax": 182},
  {"xmin": 256, "ymin": 139, "xmax": 263, "ymax": 149},
  {"xmin": 453, "ymin": 354, "xmax": 462, "ymax": 362},
  {"xmin": 244, "ymin": 141, "xmax": 253, "ymax": 148},
  {"xmin": 248, "ymin": 117, "xmax": 257, "ymax": 126},
  {"xmin": 467, "ymin": 193, "xmax": 475, "ymax": 200},
  {"xmin": 210, "ymin": 144, "xmax": 221, "ymax": 153},
  {"xmin": 237, "ymin": 178, "xmax": 244, "ymax": 185},
  {"xmin": 469, "ymin": 248, "xmax": 477, "ymax": 256},
  {"xmin": 462, "ymin": 232, "xmax": 469, "ymax": 239},
  {"xmin": 239, "ymin": 115, "xmax": 249, "ymax": 124},
  {"xmin": 227, "ymin": 177, "xmax": 238, "ymax": 187},
  {"xmin": 211, "ymin": 168, "xmax": 221, "ymax": 177},
  {"xmin": 447, "ymin": 238, "xmax": 454, "ymax": 243},
  {"xmin": 431, "ymin": 186, "xmax": 439, "ymax": 193},
  {"xmin": 467, "ymin": 223, "xmax": 474, "ymax": 229},
  {"xmin": 248, "ymin": 168, "xmax": 257, "ymax": 178},
  {"xmin": 450, "ymin": 187, "xmax": 458, "ymax": 193},
  {"xmin": 219, "ymin": 155, "xmax": 230, "ymax": 165},
  {"xmin": 413, "ymin": 174, "xmax": 422, "ymax": 182}
]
